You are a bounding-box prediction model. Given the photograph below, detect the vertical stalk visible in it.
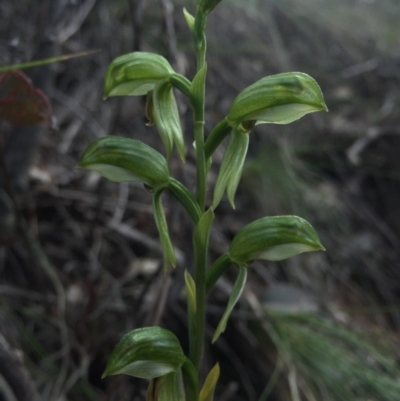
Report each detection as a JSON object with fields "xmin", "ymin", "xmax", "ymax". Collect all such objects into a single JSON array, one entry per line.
[
  {"xmin": 189, "ymin": 7, "xmax": 209, "ymax": 374},
  {"xmin": 193, "ymin": 9, "xmax": 207, "ymax": 211},
  {"xmin": 191, "ymin": 227, "xmax": 207, "ymax": 370},
  {"xmin": 190, "ymin": 209, "xmax": 214, "ymax": 371},
  {"xmin": 205, "ymin": 253, "xmax": 232, "ymax": 293},
  {"xmin": 194, "ymin": 120, "xmax": 206, "ymax": 211},
  {"xmin": 194, "ymin": 9, "xmax": 207, "ymax": 70}
]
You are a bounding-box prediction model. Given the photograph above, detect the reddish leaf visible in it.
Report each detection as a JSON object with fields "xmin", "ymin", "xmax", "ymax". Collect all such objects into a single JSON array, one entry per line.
[{"xmin": 0, "ymin": 70, "xmax": 52, "ymax": 126}]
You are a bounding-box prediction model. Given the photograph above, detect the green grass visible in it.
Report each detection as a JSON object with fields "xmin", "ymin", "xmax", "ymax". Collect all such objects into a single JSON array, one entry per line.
[{"xmin": 253, "ymin": 311, "xmax": 400, "ymax": 401}]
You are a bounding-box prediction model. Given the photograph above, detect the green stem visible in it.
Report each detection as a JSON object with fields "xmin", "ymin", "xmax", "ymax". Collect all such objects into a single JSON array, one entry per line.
[
  {"xmin": 194, "ymin": 11, "xmax": 207, "ymax": 70},
  {"xmin": 194, "ymin": 121, "xmax": 206, "ymax": 210},
  {"xmin": 190, "ymin": 209, "xmax": 214, "ymax": 371},
  {"xmin": 191, "ymin": 242, "xmax": 206, "ymax": 370},
  {"xmin": 185, "ymin": 271, "xmax": 197, "ymax": 378},
  {"xmin": 205, "ymin": 253, "xmax": 232, "ymax": 293},
  {"xmin": 180, "ymin": 6, "xmax": 215, "ymax": 382},
  {"xmin": 170, "ymin": 73, "xmax": 192, "ymax": 98},
  {"xmin": 204, "ymin": 119, "xmax": 232, "ymax": 160},
  {"xmin": 192, "ymin": 8, "xmax": 208, "ymax": 212},
  {"xmin": 188, "ymin": 7, "xmax": 210, "ymax": 375},
  {"xmin": 167, "ymin": 178, "xmax": 202, "ymax": 224}
]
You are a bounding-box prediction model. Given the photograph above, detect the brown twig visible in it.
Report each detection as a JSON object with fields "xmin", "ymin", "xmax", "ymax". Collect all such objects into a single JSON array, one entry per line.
[{"xmin": 0, "ymin": 335, "xmax": 42, "ymax": 401}]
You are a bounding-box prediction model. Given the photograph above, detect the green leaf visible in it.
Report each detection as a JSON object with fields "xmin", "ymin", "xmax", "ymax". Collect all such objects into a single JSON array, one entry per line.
[
  {"xmin": 78, "ymin": 136, "xmax": 170, "ymax": 188},
  {"xmin": 104, "ymin": 52, "xmax": 174, "ymax": 97},
  {"xmin": 102, "ymin": 327, "xmax": 186, "ymax": 380},
  {"xmin": 226, "ymin": 72, "xmax": 327, "ymax": 127},
  {"xmin": 153, "ymin": 80, "xmax": 185, "ymax": 161},
  {"xmin": 212, "ymin": 265, "xmax": 247, "ymax": 343},
  {"xmin": 212, "ymin": 128, "xmax": 249, "ymax": 209},
  {"xmin": 153, "ymin": 188, "xmax": 177, "ymax": 271},
  {"xmin": 229, "ymin": 216, "xmax": 325, "ymax": 265},
  {"xmin": 199, "ymin": 363, "xmax": 220, "ymax": 401}
]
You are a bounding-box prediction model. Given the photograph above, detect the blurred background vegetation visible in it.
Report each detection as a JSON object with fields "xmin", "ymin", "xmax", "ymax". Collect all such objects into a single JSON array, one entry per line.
[{"xmin": 1, "ymin": 0, "xmax": 400, "ymax": 400}]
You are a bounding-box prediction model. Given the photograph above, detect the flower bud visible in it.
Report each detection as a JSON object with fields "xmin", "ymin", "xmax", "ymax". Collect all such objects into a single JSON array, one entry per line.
[
  {"xmin": 104, "ymin": 52, "xmax": 174, "ymax": 97},
  {"xmin": 78, "ymin": 136, "xmax": 170, "ymax": 188},
  {"xmin": 227, "ymin": 72, "xmax": 327, "ymax": 128},
  {"xmin": 183, "ymin": 8, "xmax": 195, "ymax": 33},
  {"xmin": 102, "ymin": 327, "xmax": 186, "ymax": 379},
  {"xmin": 229, "ymin": 216, "xmax": 325, "ymax": 264}
]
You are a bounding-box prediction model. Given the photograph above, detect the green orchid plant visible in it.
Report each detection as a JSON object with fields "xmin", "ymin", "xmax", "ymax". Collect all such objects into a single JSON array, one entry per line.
[{"xmin": 78, "ymin": 1, "xmax": 327, "ymax": 399}]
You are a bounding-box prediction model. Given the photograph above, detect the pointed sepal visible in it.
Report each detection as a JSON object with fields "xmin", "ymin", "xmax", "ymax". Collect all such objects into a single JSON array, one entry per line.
[
  {"xmin": 226, "ymin": 72, "xmax": 327, "ymax": 128},
  {"xmin": 212, "ymin": 129, "xmax": 249, "ymax": 209},
  {"xmin": 212, "ymin": 265, "xmax": 247, "ymax": 343},
  {"xmin": 78, "ymin": 136, "xmax": 170, "ymax": 188},
  {"xmin": 153, "ymin": 80, "xmax": 185, "ymax": 160},
  {"xmin": 102, "ymin": 327, "xmax": 186, "ymax": 380},
  {"xmin": 229, "ymin": 216, "xmax": 325, "ymax": 265}
]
